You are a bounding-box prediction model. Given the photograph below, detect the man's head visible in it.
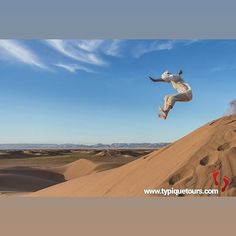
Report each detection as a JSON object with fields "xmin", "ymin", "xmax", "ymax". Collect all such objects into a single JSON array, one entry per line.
[{"xmin": 161, "ymin": 71, "xmax": 171, "ymax": 80}]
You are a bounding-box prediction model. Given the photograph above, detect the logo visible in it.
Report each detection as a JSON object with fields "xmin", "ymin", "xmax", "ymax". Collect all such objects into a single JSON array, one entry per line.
[{"xmin": 212, "ymin": 169, "xmax": 230, "ymax": 192}]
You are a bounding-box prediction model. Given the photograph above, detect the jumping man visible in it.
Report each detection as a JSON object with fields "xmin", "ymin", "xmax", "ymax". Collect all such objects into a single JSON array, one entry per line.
[{"xmin": 149, "ymin": 70, "xmax": 193, "ymax": 119}]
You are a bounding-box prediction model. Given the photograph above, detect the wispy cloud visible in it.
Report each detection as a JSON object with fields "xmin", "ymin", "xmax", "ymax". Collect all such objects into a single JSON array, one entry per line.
[
  {"xmin": 183, "ymin": 39, "xmax": 200, "ymax": 46},
  {"xmin": 103, "ymin": 40, "xmax": 124, "ymax": 57},
  {"xmin": 0, "ymin": 39, "xmax": 201, "ymax": 74},
  {"xmin": 0, "ymin": 40, "xmax": 46, "ymax": 69},
  {"xmin": 76, "ymin": 40, "xmax": 123, "ymax": 57},
  {"xmin": 210, "ymin": 65, "xmax": 227, "ymax": 73},
  {"xmin": 76, "ymin": 40, "xmax": 104, "ymax": 52},
  {"xmin": 133, "ymin": 40, "xmax": 176, "ymax": 58},
  {"xmin": 44, "ymin": 39, "xmax": 125, "ymax": 73},
  {"xmin": 210, "ymin": 64, "xmax": 236, "ymax": 73},
  {"xmin": 54, "ymin": 63, "xmax": 94, "ymax": 73},
  {"xmin": 132, "ymin": 40, "xmax": 200, "ymax": 58},
  {"xmin": 45, "ymin": 40, "xmax": 106, "ymax": 65}
]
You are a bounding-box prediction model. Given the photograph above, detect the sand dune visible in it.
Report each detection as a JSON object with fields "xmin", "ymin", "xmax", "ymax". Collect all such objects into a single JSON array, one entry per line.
[
  {"xmin": 52, "ymin": 159, "xmax": 98, "ymax": 180},
  {"xmin": 31, "ymin": 114, "xmax": 236, "ymax": 197},
  {"xmin": 0, "ymin": 158, "xmax": 126, "ymax": 195},
  {"xmin": 52, "ymin": 159, "xmax": 122, "ymax": 180},
  {"xmin": 0, "ymin": 148, "xmax": 145, "ymax": 195}
]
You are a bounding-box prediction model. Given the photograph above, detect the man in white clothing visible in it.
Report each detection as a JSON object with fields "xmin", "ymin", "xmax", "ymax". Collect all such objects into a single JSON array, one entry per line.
[{"xmin": 149, "ymin": 70, "xmax": 192, "ymax": 119}]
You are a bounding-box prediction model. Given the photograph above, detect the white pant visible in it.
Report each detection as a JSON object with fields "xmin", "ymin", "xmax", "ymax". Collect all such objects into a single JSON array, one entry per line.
[{"xmin": 164, "ymin": 90, "xmax": 192, "ymax": 110}]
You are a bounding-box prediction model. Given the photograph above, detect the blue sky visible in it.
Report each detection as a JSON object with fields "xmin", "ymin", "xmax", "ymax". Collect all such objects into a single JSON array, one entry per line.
[{"xmin": 0, "ymin": 39, "xmax": 235, "ymax": 144}]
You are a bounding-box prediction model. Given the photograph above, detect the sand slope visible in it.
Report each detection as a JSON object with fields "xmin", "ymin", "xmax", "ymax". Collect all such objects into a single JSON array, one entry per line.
[
  {"xmin": 31, "ymin": 115, "xmax": 236, "ymax": 197},
  {"xmin": 0, "ymin": 157, "xmax": 128, "ymax": 195},
  {"xmin": 52, "ymin": 159, "xmax": 122, "ymax": 180},
  {"xmin": 51, "ymin": 159, "xmax": 98, "ymax": 180}
]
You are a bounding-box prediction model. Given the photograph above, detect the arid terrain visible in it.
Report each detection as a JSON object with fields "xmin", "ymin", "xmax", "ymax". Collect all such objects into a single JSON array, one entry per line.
[
  {"xmin": 0, "ymin": 149, "xmax": 152, "ymax": 196},
  {"xmin": 30, "ymin": 114, "xmax": 236, "ymax": 197},
  {"xmin": 1, "ymin": 114, "xmax": 236, "ymax": 197}
]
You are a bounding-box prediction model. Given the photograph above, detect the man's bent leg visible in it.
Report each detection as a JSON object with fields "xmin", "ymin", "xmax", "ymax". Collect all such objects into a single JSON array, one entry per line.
[
  {"xmin": 164, "ymin": 95, "xmax": 176, "ymax": 111},
  {"xmin": 172, "ymin": 92, "xmax": 192, "ymax": 103},
  {"xmin": 161, "ymin": 92, "xmax": 192, "ymax": 119},
  {"xmin": 160, "ymin": 95, "xmax": 176, "ymax": 119}
]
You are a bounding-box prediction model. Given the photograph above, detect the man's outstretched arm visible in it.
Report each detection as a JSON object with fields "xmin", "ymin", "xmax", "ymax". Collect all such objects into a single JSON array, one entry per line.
[{"xmin": 149, "ymin": 76, "xmax": 165, "ymax": 82}]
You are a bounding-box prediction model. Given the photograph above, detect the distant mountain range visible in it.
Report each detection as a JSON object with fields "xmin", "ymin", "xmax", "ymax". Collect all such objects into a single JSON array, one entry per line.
[{"xmin": 0, "ymin": 143, "xmax": 170, "ymax": 150}]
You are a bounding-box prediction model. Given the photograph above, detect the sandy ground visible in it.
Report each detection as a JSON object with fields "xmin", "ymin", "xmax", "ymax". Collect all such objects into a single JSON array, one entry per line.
[
  {"xmin": 0, "ymin": 149, "xmax": 151, "ymax": 196},
  {"xmin": 30, "ymin": 114, "xmax": 236, "ymax": 197}
]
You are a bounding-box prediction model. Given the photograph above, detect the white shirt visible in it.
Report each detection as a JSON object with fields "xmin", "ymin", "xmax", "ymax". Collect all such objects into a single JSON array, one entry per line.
[{"xmin": 162, "ymin": 74, "xmax": 192, "ymax": 93}]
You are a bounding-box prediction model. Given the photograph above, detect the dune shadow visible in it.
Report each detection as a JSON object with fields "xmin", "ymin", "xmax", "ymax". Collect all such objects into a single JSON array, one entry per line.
[{"xmin": 0, "ymin": 166, "xmax": 65, "ymax": 192}]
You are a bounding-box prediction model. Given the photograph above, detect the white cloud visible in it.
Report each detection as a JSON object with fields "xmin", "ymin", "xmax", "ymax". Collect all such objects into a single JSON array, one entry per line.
[
  {"xmin": 0, "ymin": 40, "xmax": 199, "ymax": 74},
  {"xmin": 133, "ymin": 40, "xmax": 176, "ymax": 58},
  {"xmin": 44, "ymin": 40, "xmax": 126, "ymax": 73},
  {"xmin": 54, "ymin": 63, "xmax": 94, "ymax": 73},
  {"xmin": 76, "ymin": 40, "xmax": 104, "ymax": 52},
  {"xmin": 0, "ymin": 40, "xmax": 46, "ymax": 69},
  {"xmin": 104, "ymin": 40, "xmax": 123, "ymax": 56},
  {"xmin": 76, "ymin": 40, "xmax": 123, "ymax": 57},
  {"xmin": 210, "ymin": 64, "xmax": 236, "ymax": 73},
  {"xmin": 184, "ymin": 39, "xmax": 200, "ymax": 46},
  {"xmin": 45, "ymin": 40, "xmax": 105, "ymax": 65}
]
